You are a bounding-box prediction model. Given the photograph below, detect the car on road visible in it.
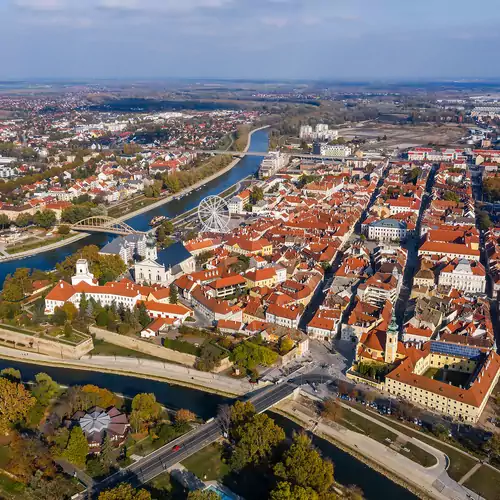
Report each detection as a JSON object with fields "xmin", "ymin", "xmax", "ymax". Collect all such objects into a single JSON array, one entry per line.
[{"xmin": 171, "ymin": 445, "xmax": 181, "ymax": 452}]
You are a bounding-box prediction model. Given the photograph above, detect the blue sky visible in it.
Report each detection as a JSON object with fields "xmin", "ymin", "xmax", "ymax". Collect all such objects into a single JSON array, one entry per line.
[{"xmin": 1, "ymin": 0, "xmax": 499, "ymax": 80}]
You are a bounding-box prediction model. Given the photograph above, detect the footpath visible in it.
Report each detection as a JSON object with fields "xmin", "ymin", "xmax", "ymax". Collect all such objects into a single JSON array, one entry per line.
[
  {"xmin": 0, "ymin": 345, "xmax": 253, "ymax": 396},
  {"xmin": 276, "ymin": 398, "xmax": 483, "ymax": 500}
]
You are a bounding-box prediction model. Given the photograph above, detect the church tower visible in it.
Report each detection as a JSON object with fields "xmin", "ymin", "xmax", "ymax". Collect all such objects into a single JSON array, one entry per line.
[
  {"xmin": 145, "ymin": 234, "xmax": 158, "ymax": 262},
  {"xmin": 72, "ymin": 259, "xmax": 95, "ymax": 286},
  {"xmin": 384, "ymin": 312, "xmax": 399, "ymax": 364}
]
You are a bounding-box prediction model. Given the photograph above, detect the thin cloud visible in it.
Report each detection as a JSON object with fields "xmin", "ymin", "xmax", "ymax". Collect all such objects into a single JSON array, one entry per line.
[{"xmin": 13, "ymin": 0, "xmax": 66, "ymax": 10}]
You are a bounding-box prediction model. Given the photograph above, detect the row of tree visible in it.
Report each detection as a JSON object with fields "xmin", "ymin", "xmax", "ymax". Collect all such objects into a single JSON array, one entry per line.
[{"xmin": 219, "ymin": 400, "xmax": 344, "ymax": 500}]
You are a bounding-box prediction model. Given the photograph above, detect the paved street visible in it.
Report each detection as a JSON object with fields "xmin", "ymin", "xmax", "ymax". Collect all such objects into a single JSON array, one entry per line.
[{"xmin": 79, "ymin": 381, "xmax": 298, "ymax": 498}]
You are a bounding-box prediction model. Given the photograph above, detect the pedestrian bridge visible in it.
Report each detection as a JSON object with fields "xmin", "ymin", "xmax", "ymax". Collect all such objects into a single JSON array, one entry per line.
[{"xmin": 70, "ymin": 216, "xmax": 145, "ymax": 236}]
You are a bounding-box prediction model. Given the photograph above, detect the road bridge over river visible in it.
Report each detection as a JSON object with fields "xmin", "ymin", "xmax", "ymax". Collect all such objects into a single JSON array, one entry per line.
[
  {"xmin": 160, "ymin": 148, "xmax": 354, "ymax": 161},
  {"xmin": 79, "ymin": 381, "xmax": 303, "ymax": 498}
]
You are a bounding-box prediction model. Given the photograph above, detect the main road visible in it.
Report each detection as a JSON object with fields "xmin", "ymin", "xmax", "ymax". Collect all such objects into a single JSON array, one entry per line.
[{"xmin": 81, "ymin": 381, "xmax": 298, "ymax": 498}]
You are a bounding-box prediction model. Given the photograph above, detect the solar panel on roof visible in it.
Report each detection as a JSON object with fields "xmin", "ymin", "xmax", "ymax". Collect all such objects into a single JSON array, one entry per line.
[{"xmin": 430, "ymin": 341, "xmax": 482, "ymax": 360}]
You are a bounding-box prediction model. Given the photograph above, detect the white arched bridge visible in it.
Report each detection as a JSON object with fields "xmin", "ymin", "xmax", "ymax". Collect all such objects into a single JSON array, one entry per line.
[{"xmin": 70, "ymin": 216, "xmax": 145, "ymax": 236}]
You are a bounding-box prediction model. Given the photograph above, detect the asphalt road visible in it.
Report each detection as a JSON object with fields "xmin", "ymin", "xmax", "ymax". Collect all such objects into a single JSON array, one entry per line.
[{"xmin": 84, "ymin": 382, "xmax": 298, "ymax": 497}]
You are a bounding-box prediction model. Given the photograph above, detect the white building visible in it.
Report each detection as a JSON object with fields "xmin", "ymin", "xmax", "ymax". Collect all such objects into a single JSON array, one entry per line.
[
  {"xmin": 265, "ymin": 304, "xmax": 301, "ymax": 329},
  {"xmin": 134, "ymin": 237, "xmax": 172, "ymax": 286},
  {"xmin": 45, "ymin": 260, "xmax": 142, "ymax": 315},
  {"xmin": 319, "ymin": 144, "xmax": 352, "ymax": 158},
  {"xmin": 99, "ymin": 234, "xmax": 148, "ymax": 264},
  {"xmin": 438, "ymin": 259, "xmax": 486, "ymax": 294},
  {"xmin": 299, "ymin": 124, "xmax": 338, "ymax": 142},
  {"xmin": 299, "ymin": 125, "xmax": 313, "ymax": 140},
  {"xmin": 259, "ymin": 152, "xmax": 289, "ymax": 179},
  {"xmin": 367, "ymin": 219, "xmax": 407, "ymax": 242}
]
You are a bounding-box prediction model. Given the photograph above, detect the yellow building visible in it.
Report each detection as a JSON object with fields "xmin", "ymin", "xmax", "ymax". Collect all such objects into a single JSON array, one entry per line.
[
  {"xmin": 244, "ymin": 268, "xmax": 277, "ymax": 289},
  {"xmin": 385, "ymin": 342, "xmax": 500, "ymax": 423}
]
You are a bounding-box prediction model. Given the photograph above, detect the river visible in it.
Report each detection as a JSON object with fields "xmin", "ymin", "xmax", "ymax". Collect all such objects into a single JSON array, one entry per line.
[
  {"xmin": 0, "ymin": 358, "xmax": 416, "ymax": 500},
  {"xmin": 0, "ymin": 128, "xmax": 270, "ymax": 285},
  {"xmin": 0, "ymin": 127, "xmax": 417, "ymax": 498}
]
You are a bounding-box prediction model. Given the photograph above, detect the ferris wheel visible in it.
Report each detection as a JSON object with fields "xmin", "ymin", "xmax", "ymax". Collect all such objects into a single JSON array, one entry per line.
[{"xmin": 197, "ymin": 195, "xmax": 231, "ymax": 233}]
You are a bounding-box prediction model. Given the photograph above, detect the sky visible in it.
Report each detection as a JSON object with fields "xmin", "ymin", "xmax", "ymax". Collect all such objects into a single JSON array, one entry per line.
[{"xmin": 1, "ymin": 0, "xmax": 500, "ymax": 81}]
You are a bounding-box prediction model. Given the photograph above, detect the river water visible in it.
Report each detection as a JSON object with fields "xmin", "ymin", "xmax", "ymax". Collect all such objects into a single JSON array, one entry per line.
[
  {"xmin": 0, "ymin": 129, "xmax": 270, "ymax": 285},
  {"xmin": 0, "ymin": 358, "xmax": 416, "ymax": 500}
]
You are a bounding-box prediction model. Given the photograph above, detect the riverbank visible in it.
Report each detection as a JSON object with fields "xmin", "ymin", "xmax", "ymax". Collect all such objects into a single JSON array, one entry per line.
[
  {"xmin": 0, "ymin": 125, "xmax": 269, "ymax": 264},
  {"xmin": 274, "ymin": 401, "xmax": 436, "ymax": 500},
  {"xmin": 0, "ymin": 345, "xmax": 252, "ymax": 397},
  {"xmin": 275, "ymin": 398, "xmax": 481, "ymax": 500}
]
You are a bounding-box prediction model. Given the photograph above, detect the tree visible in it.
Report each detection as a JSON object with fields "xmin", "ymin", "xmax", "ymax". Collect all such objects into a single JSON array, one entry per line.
[
  {"xmin": 0, "ymin": 367, "xmax": 21, "ymax": 383},
  {"xmin": 100, "ymin": 434, "xmax": 114, "ymax": 472},
  {"xmin": 169, "ymin": 284, "xmax": 178, "ymax": 304},
  {"xmin": 1, "ymin": 280, "xmax": 24, "ymax": 302},
  {"xmin": 478, "ymin": 211, "xmax": 492, "ymax": 230},
  {"xmin": 217, "ymin": 404, "xmax": 232, "ymax": 437},
  {"xmin": 64, "ymin": 321, "xmax": 72, "ymax": 338},
  {"xmin": 270, "ymin": 482, "xmax": 318, "ymax": 500},
  {"xmin": 230, "ymin": 413, "xmax": 285, "ymax": 470},
  {"xmin": 81, "ymin": 385, "xmax": 119, "ymax": 408},
  {"xmin": 130, "ymin": 393, "xmax": 162, "ymax": 433},
  {"xmin": 0, "ymin": 214, "xmax": 10, "ymax": 229},
  {"xmin": 443, "ymin": 191, "xmax": 460, "ymax": 203},
  {"xmin": 0, "ymin": 377, "xmax": 36, "ymax": 434},
  {"xmin": 321, "ymin": 398, "xmax": 343, "ymax": 423},
  {"xmin": 7, "ymin": 436, "xmax": 56, "ymax": 483},
  {"xmin": 187, "ymin": 490, "xmax": 219, "ymax": 500},
  {"xmin": 14, "ymin": 213, "xmax": 33, "ymax": 228},
  {"xmin": 230, "ymin": 341, "xmax": 278, "ymax": 371},
  {"xmin": 274, "ymin": 432, "xmax": 334, "ymax": 495},
  {"xmin": 279, "ymin": 337, "xmax": 294, "ymax": 355},
  {"xmin": 32, "ymin": 373, "xmax": 59, "ymax": 406},
  {"xmin": 79, "ymin": 292, "xmax": 89, "ymax": 320},
  {"xmin": 175, "ymin": 408, "xmax": 196, "ymax": 423},
  {"xmin": 58, "ymin": 224, "xmax": 70, "ymax": 235},
  {"xmin": 136, "ymin": 302, "xmax": 151, "ymax": 328},
  {"xmin": 33, "ymin": 210, "xmax": 57, "ymax": 229},
  {"xmin": 300, "ymin": 140, "xmax": 310, "ymax": 152},
  {"xmin": 61, "ymin": 302, "xmax": 78, "ymax": 322},
  {"xmin": 98, "ymin": 484, "xmax": 151, "ymax": 500},
  {"xmin": 63, "ymin": 426, "xmax": 89, "ymax": 467},
  {"xmin": 195, "ymin": 345, "xmax": 221, "ymax": 372},
  {"xmin": 250, "ymin": 186, "xmax": 264, "ymax": 204},
  {"xmin": 484, "ymin": 433, "xmax": 500, "ymax": 461},
  {"xmin": 230, "ymin": 400, "xmax": 255, "ymax": 434},
  {"xmin": 96, "ymin": 309, "xmax": 109, "ymax": 327}
]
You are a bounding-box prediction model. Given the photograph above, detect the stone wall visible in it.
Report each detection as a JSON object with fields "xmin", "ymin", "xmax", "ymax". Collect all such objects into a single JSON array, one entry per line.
[
  {"xmin": 90, "ymin": 326, "xmax": 197, "ymax": 367},
  {"xmin": 0, "ymin": 327, "xmax": 93, "ymax": 359}
]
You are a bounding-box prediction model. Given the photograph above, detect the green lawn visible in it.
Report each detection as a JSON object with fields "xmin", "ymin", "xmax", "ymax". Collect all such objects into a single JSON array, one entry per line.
[
  {"xmin": 464, "ymin": 465, "xmax": 500, "ymax": 500},
  {"xmin": 350, "ymin": 405, "xmax": 477, "ymax": 481},
  {"xmin": 181, "ymin": 443, "xmax": 229, "ymax": 481},
  {"xmin": 6, "ymin": 233, "xmax": 74, "ymax": 254},
  {"xmin": 90, "ymin": 340, "xmax": 165, "ymax": 361},
  {"xmin": 340, "ymin": 409, "xmax": 398, "ymax": 445},
  {"xmin": 401, "ymin": 442, "xmax": 438, "ymax": 468}
]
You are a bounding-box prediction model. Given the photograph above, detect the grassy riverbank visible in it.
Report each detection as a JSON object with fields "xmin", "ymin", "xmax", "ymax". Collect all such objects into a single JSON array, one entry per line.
[{"xmin": 273, "ymin": 407, "xmax": 431, "ymax": 500}]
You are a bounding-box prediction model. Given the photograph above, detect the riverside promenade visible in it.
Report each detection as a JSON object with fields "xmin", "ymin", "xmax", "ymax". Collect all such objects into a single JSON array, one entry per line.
[
  {"xmin": 0, "ymin": 126, "xmax": 268, "ymax": 263},
  {"xmin": 0, "ymin": 345, "xmax": 254, "ymax": 396},
  {"xmin": 277, "ymin": 399, "xmax": 483, "ymax": 500}
]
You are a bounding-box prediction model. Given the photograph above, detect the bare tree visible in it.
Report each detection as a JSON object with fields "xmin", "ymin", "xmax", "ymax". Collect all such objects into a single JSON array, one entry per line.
[{"xmin": 217, "ymin": 404, "xmax": 232, "ymax": 437}]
